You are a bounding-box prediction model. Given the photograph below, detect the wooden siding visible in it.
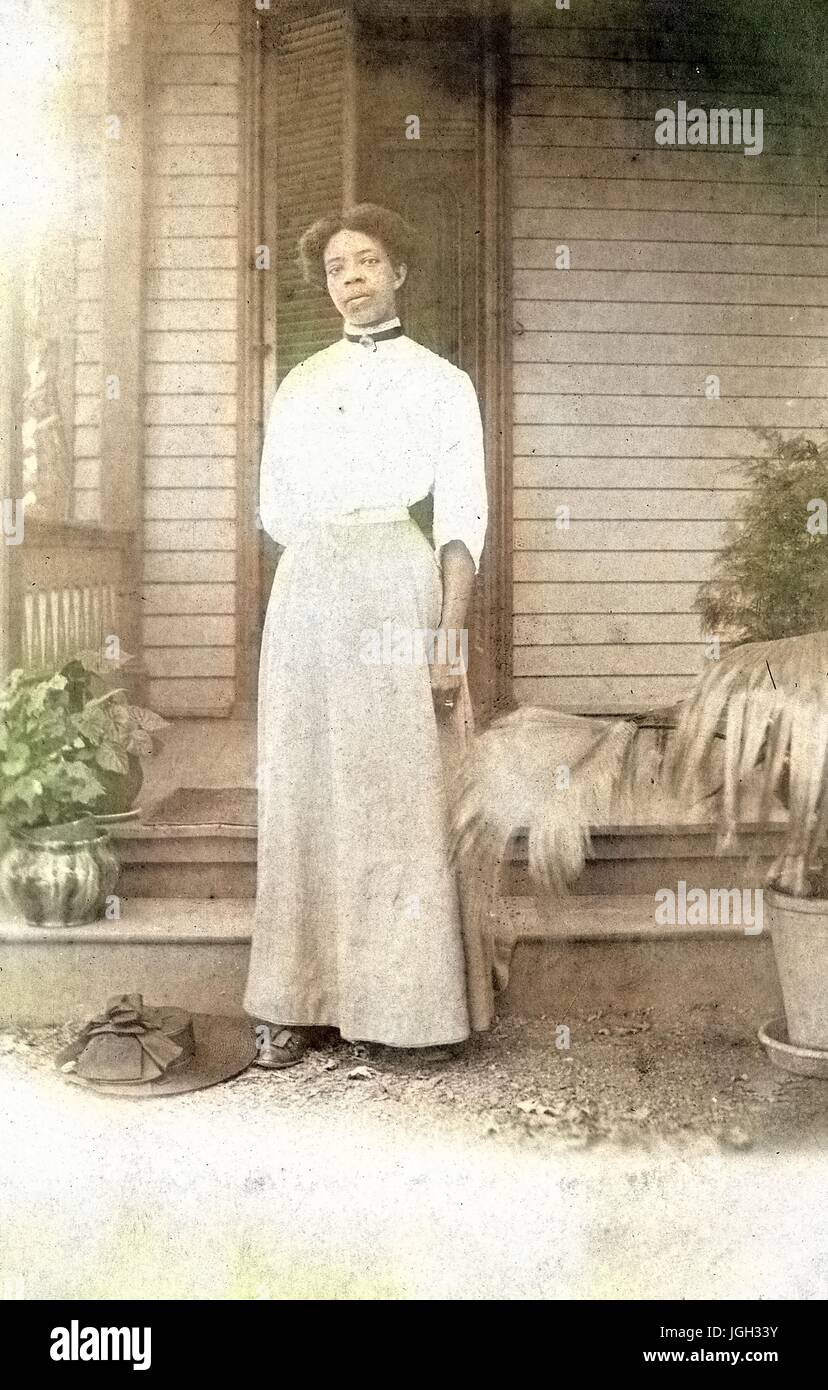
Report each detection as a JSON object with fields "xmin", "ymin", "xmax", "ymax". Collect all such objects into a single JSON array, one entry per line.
[
  {"xmin": 141, "ymin": 0, "xmax": 243, "ymax": 715},
  {"xmin": 510, "ymin": 2, "xmax": 828, "ymax": 712}
]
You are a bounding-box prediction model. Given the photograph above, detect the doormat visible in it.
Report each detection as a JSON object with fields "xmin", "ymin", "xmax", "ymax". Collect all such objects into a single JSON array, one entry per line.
[{"xmin": 143, "ymin": 786, "xmax": 256, "ymax": 828}]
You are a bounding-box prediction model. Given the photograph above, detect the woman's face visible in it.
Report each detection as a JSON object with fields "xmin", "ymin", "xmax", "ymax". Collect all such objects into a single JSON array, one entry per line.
[{"xmin": 323, "ymin": 229, "xmax": 407, "ymax": 327}]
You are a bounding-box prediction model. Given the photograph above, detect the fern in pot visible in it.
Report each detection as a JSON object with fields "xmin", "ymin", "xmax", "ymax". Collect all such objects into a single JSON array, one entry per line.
[
  {"xmin": 669, "ymin": 432, "xmax": 828, "ymax": 1067},
  {"xmin": 0, "ymin": 663, "xmax": 167, "ymax": 927},
  {"xmin": 450, "ymin": 432, "xmax": 828, "ymax": 1069}
]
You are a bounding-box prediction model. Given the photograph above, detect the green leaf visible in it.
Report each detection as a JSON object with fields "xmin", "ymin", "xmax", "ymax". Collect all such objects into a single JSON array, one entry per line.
[
  {"xmin": 126, "ymin": 705, "xmax": 170, "ymax": 736},
  {"xmin": 95, "ymin": 744, "xmax": 130, "ymax": 775},
  {"xmin": 1, "ymin": 744, "xmax": 29, "ymax": 777},
  {"xmin": 60, "ymin": 762, "xmax": 107, "ymax": 806},
  {"xmin": 1, "ymin": 774, "xmax": 43, "ymax": 811}
]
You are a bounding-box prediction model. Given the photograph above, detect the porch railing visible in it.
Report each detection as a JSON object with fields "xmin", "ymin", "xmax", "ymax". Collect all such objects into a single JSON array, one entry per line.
[{"xmin": 13, "ymin": 518, "xmax": 141, "ymax": 692}]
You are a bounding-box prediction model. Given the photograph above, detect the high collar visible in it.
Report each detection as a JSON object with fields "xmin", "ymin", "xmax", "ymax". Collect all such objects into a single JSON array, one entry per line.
[{"xmin": 342, "ymin": 315, "xmax": 402, "ymax": 339}]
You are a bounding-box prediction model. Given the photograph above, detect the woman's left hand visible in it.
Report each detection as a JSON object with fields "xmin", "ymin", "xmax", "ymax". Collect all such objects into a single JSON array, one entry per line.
[
  {"xmin": 429, "ymin": 630, "xmax": 464, "ymax": 711},
  {"xmin": 431, "ymin": 543, "xmax": 474, "ymax": 709}
]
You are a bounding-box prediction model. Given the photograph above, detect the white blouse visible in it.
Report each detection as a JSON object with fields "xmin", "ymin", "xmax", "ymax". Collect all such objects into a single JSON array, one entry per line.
[{"xmin": 258, "ymin": 332, "xmax": 488, "ymax": 572}]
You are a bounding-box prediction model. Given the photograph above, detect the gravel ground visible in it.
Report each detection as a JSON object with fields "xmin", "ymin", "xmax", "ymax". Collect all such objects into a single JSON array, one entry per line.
[
  {"xmin": 1, "ymin": 1005, "xmax": 827, "ymax": 1152},
  {"xmin": 2, "ymin": 1009, "xmax": 827, "ymax": 1299}
]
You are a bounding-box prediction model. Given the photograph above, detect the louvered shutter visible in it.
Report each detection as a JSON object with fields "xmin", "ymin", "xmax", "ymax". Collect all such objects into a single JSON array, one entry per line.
[{"xmin": 269, "ymin": 7, "xmax": 350, "ymax": 380}]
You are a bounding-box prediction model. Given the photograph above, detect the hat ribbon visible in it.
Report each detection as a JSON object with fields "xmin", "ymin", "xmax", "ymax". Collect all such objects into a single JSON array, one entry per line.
[{"xmin": 58, "ymin": 993, "xmax": 186, "ymax": 1082}]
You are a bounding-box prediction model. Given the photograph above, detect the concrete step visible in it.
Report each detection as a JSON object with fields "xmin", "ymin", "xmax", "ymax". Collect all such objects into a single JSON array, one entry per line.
[
  {"xmin": 512, "ymin": 892, "xmax": 781, "ymax": 1024},
  {"xmin": 110, "ymin": 819, "xmax": 788, "ymax": 899},
  {"xmin": 0, "ymin": 893, "xmax": 782, "ymax": 1027},
  {"xmin": 0, "ymin": 898, "xmax": 251, "ymax": 1025},
  {"xmin": 112, "ymin": 823, "xmax": 256, "ymax": 898}
]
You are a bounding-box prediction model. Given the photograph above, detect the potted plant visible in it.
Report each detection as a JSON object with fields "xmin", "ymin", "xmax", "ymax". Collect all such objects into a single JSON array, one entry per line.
[
  {"xmin": 667, "ymin": 631, "xmax": 828, "ymax": 1068},
  {"xmin": 59, "ymin": 657, "xmax": 170, "ymax": 819},
  {"xmin": 669, "ymin": 432, "xmax": 828, "ymax": 1070},
  {"xmin": 0, "ymin": 663, "xmax": 167, "ymax": 926},
  {"xmin": 451, "ymin": 431, "xmax": 828, "ymax": 1072}
]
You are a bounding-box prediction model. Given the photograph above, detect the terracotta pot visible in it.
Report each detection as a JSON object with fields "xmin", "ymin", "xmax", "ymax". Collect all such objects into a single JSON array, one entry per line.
[
  {"xmin": 767, "ymin": 888, "xmax": 828, "ymax": 1050},
  {"xmin": 0, "ymin": 817, "xmax": 120, "ymax": 927}
]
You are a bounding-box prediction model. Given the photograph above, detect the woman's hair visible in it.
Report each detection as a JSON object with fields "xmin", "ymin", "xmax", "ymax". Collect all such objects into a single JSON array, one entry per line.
[{"xmin": 298, "ymin": 203, "xmax": 418, "ymax": 287}]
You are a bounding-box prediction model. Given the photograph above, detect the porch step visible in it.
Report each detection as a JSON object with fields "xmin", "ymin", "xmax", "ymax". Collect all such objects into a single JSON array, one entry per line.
[
  {"xmin": 0, "ymin": 893, "xmax": 782, "ymax": 1027},
  {"xmin": 112, "ymin": 822, "xmax": 256, "ymax": 898},
  {"xmin": 110, "ymin": 818, "xmax": 787, "ymax": 900},
  {"xmin": 512, "ymin": 892, "xmax": 781, "ymax": 1024},
  {"xmin": 0, "ymin": 898, "xmax": 251, "ymax": 1025}
]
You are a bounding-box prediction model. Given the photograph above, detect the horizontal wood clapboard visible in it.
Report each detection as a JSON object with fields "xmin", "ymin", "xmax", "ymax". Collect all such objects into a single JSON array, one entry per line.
[
  {"xmin": 139, "ymin": 1, "xmax": 242, "ymax": 714},
  {"xmin": 510, "ymin": 4, "xmax": 828, "ymax": 712},
  {"xmin": 514, "ymin": 458, "xmax": 749, "ymax": 488},
  {"xmin": 512, "ymin": 333, "xmax": 828, "ymax": 366},
  {"xmin": 515, "ymin": 582, "xmax": 702, "ymax": 615},
  {"xmin": 512, "ymin": 177, "xmax": 828, "ymax": 218},
  {"xmin": 514, "ymin": 488, "xmax": 751, "ymax": 520},
  {"xmin": 514, "ymin": 241, "xmax": 828, "ymax": 276}
]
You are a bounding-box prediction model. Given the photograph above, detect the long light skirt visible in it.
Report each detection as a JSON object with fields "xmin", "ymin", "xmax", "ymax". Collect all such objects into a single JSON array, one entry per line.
[{"xmin": 244, "ymin": 514, "xmax": 491, "ymax": 1047}]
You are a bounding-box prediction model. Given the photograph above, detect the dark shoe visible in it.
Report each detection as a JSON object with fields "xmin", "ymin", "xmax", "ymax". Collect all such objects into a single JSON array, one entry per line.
[{"xmin": 254, "ymin": 1026, "xmax": 308, "ymax": 1070}]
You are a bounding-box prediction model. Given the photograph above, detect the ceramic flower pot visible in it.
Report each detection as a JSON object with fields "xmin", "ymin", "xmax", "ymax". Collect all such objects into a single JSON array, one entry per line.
[
  {"xmin": 0, "ymin": 817, "xmax": 120, "ymax": 927},
  {"xmin": 767, "ymin": 888, "xmax": 828, "ymax": 1051}
]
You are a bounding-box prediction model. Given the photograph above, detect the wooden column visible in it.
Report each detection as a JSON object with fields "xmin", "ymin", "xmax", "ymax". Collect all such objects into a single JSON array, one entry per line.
[
  {"xmin": 235, "ymin": 3, "xmax": 264, "ymax": 713},
  {"xmin": 341, "ymin": 5, "xmax": 360, "ymax": 208},
  {"xmin": 479, "ymin": 0, "xmax": 514, "ymax": 718},
  {"xmin": 99, "ymin": 0, "xmax": 147, "ymax": 690},
  {"xmin": 0, "ymin": 265, "xmax": 15, "ymax": 679}
]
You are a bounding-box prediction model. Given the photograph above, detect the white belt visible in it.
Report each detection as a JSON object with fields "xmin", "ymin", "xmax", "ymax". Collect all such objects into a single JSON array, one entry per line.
[{"xmin": 328, "ymin": 506, "xmax": 410, "ymax": 526}]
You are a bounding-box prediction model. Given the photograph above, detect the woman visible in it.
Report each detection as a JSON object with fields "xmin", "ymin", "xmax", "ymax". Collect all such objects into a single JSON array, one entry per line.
[{"xmin": 244, "ymin": 203, "xmax": 491, "ymax": 1066}]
